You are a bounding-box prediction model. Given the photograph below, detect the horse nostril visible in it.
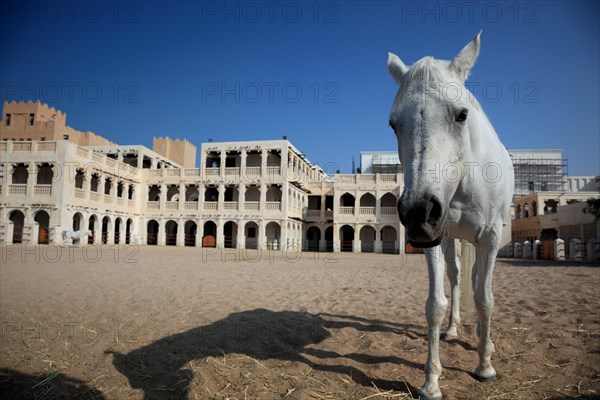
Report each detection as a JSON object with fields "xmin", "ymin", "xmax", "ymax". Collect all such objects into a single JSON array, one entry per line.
[{"xmin": 427, "ymin": 196, "xmax": 442, "ymax": 225}]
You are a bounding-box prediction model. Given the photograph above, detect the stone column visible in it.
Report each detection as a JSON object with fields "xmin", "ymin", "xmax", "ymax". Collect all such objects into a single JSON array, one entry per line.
[
  {"xmin": 26, "ymin": 163, "xmax": 36, "ymax": 196},
  {"xmin": 237, "ymin": 220, "xmax": 245, "ymax": 249},
  {"xmin": 258, "ymin": 220, "xmax": 265, "ymax": 250},
  {"xmin": 240, "ymin": 151, "xmax": 247, "ymax": 182},
  {"xmin": 179, "ymin": 183, "xmax": 186, "ymax": 210},
  {"xmin": 196, "ymin": 220, "xmax": 204, "ymax": 247},
  {"xmin": 238, "ymin": 184, "xmax": 245, "ymax": 211},
  {"xmin": 353, "ymin": 224, "xmax": 360, "ymax": 253},
  {"xmin": 261, "ymin": 150, "xmax": 268, "ymax": 177},
  {"xmin": 159, "ymin": 183, "xmax": 166, "ymax": 210},
  {"xmin": 374, "ymin": 226, "xmax": 382, "ymax": 253},
  {"xmin": 333, "ymin": 223, "xmax": 340, "ymax": 252},
  {"xmin": 216, "ymin": 219, "xmax": 224, "ymax": 248},
  {"xmin": 219, "ymin": 152, "xmax": 226, "ymax": 178},
  {"xmin": 217, "ymin": 183, "xmax": 225, "ymax": 212},
  {"xmin": 157, "ymin": 219, "xmax": 166, "ymax": 246},
  {"xmin": 176, "ymin": 218, "xmax": 185, "ymax": 246},
  {"xmin": 259, "ymin": 183, "xmax": 267, "ymax": 211}
]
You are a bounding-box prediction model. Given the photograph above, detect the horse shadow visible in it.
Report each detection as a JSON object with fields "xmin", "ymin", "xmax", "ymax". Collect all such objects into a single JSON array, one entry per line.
[{"xmin": 107, "ymin": 309, "xmax": 433, "ymax": 399}]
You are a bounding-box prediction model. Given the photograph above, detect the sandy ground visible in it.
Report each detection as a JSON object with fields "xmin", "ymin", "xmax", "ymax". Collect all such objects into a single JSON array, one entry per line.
[{"xmin": 0, "ymin": 244, "xmax": 599, "ymax": 400}]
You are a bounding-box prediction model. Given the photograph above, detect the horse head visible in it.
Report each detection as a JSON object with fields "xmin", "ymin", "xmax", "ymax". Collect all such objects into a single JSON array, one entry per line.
[{"xmin": 387, "ymin": 32, "xmax": 482, "ymax": 248}]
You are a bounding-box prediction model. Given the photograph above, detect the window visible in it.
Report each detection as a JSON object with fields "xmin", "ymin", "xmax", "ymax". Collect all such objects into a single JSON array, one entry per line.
[
  {"xmin": 29, "ymin": 113, "xmax": 35, "ymax": 126},
  {"xmin": 40, "ymin": 137, "xmax": 46, "ymax": 141},
  {"xmin": 5, "ymin": 114, "xmax": 10, "ymax": 126},
  {"xmin": 63, "ymin": 135, "xmax": 69, "ymax": 140}
]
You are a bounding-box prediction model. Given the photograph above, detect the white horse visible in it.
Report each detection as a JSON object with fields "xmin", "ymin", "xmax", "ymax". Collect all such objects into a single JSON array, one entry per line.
[
  {"xmin": 62, "ymin": 229, "xmax": 92, "ymax": 245},
  {"xmin": 387, "ymin": 32, "xmax": 513, "ymax": 399}
]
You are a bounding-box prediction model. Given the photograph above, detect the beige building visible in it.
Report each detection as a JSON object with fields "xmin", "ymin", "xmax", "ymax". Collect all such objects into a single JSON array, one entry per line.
[{"xmin": 0, "ymin": 101, "xmax": 404, "ymax": 254}]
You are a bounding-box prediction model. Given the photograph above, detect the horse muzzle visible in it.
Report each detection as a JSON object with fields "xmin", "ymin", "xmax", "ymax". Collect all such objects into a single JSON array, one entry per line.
[{"xmin": 398, "ymin": 195, "xmax": 445, "ymax": 248}]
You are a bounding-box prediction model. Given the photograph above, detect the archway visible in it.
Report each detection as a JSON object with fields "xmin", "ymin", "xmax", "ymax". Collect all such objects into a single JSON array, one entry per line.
[
  {"xmin": 266, "ymin": 222, "xmax": 280, "ymax": 250},
  {"xmin": 360, "ymin": 225, "xmax": 376, "ymax": 253},
  {"xmin": 73, "ymin": 212, "xmax": 83, "ymax": 231},
  {"xmin": 9, "ymin": 210, "xmax": 25, "ymax": 243},
  {"xmin": 339, "ymin": 225, "xmax": 354, "ymax": 252},
  {"xmin": 184, "ymin": 221, "xmax": 197, "ymax": 247},
  {"xmin": 381, "ymin": 225, "xmax": 398, "ymax": 254},
  {"xmin": 34, "ymin": 210, "xmax": 50, "ymax": 244},
  {"xmin": 324, "ymin": 226, "xmax": 333, "ymax": 252},
  {"xmin": 114, "ymin": 218, "xmax": 122, "ymax": 244},
  {"xmin": 223, "ymin": 221, "xmax": 238, "ymax": 248},
  {"xmin": 306, "ymin": 226, "xmax": 321, "ymax": 252},
  {"xmin": 202, "ymin": 221, "xmax": 217, "ymax": 247},
  {"xmin": 245, "ymin": 221, "xmax": 259, "ymax": 249},
  {"xmin": 126, "ymin": 219, "xmax": 133, "ymax": 244},
  {"xmin": 101, "ymin": 216, "xmax": 110, "ymax": 244},
  {"xmin": 165, "ymin": 220, "xmax": 178, "ymax": 246},
  {"xmin": 147, "ymin": 220, "xmax": 159, "ymax": 245},
  {"xmin": 88, "ymin": 215, "xmax": 98, "ymax": 244}
]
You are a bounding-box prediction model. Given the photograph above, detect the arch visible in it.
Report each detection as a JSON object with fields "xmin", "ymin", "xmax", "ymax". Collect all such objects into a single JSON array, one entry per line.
[
  {"xmin": 147, "ymin": 220, "xmax": 159, "ymax": 245},
  {"xmin": 114, "ymin": 217, "xmax": 122, "ymax": 244},
  {"xmin": 104, "ymin": 177, "xmax": 112, "ymax": 195},
  {"xmin": 339, "ymin": 225, "xmax": 355, "ymax": 252},
  {"xmin": 340, "ymin": 193, "xmax": 355, "ymax": 207},
  {"xmin": 166, "ymin": 185, "xmax": 179, "ymax": 201},
  {"xmin": 202, "ymin": 221, "xmax": 217, "ymax": 247},
  {"xmin": 34, "ymin": 210, "xmax": 50, "ymax": 244},
  {"xmin": 126, "ymin": 218, "xmax": 133, "ymax": 244},
  {"xmin": 380, "ymin": 192, "xmax": 396, "ymax": 207},
  {"xmin": 73, "ymin": 212, "xmax": 84, "ymax": 231},
  {"xmin": 186, "ymin": 186, "xmax": 199, "ymax": 201},
  {"xmin": 359, "ymin": 193, "xmax": 376, "ymax": 207},
  {"xmin": 148, "ymin": 185, "xmax": 161, "ymax": 201},
  {"xmin": 266, "ymin": 221, "xmax": 280, "ymax": 250},
  {"xmin": 324, "ymin": 226, "xmax": 334, "ymax": 252},
  {"xmin": 381, "ymin": 225, "xmax": 398, "ymax": 254},
  {"xmin": 165, "ymin": 220, "xmax": 178, "ymax": 246},
  {"xmin": 11, "ymin": 163, "xmax": 28, "ymax": 184},
  {"xmin": 266, "ymin": 186, "xmax": 282, "ymax": 202},
  {"xmin": 101, "ymin": 216, "xmax": 111, "ymax": 244},
  {"xmin": 88, "ymin": 215, "xmax": 98, "ymax": 244},
  {"xmin": 90, "ymin": 173, "xmax": 100, "ymax": 192},
  {"xmin": 184, "ymin": 220, "xmax": 197, "ymax": 247},
  {"xmin": 245, "ymin": 185, "xmax": 260, "ymax": 202},
  {"xmin": 306, "ymin": 226, "xmax": 321, "ymax": 251},
  {"xmin": 9, "ymin": 210, "xmax": 25, "ymax": 243},
  {"xmin": 36, "ymin": 163, "xmax": 53, "ymax": 184},
  {"xmin": 223, "ymin": 221, "xmax": 238, "ymax": 248},
  {"xmin": 360, "ymin": 225, "xmax": 376, "ymax": 253},
  {"xmin": 204, "ymin": 187, "xmax": 219, "ymax": 202},
  {"xmin": 75, "ymin": 169, "xmax": 85, "ymax": 189},
  {"xmin": 245, "ymin": 221, "xmax": 259, "ymax": 249}
]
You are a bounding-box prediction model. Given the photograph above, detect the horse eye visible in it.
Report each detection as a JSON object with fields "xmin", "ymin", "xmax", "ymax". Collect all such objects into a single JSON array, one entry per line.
[{"xmin": 455, "ymin": 109, "xmax": 468, "ymax": 122}]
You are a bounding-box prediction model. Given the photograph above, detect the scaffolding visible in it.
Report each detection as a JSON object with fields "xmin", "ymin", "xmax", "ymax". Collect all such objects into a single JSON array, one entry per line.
[{"xmin": 510, "ymin": 154, "xmax": 568, "ymax": 197}]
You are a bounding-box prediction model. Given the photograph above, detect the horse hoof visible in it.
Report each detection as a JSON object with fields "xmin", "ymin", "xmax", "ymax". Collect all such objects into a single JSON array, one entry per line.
[
  {"xmin": 474, "ymin": 372, "xmax": 497, "ymax": 383},
  {"xmin": 440, "ymin": 332, "xmax": 457, "ymax": 341},
  {"xmin": 418, "ymin": 387, "xmax": 443, "ymax": 400}
]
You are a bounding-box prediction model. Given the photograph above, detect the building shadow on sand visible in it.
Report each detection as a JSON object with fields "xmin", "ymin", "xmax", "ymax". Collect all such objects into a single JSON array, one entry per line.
[
  {"xmin": 0, "ymin": 368, "xmax": 105, "ymax": 399},
  {"xmin": 107, "ymin": 309, "xmax": 436, "ymax": 399}
]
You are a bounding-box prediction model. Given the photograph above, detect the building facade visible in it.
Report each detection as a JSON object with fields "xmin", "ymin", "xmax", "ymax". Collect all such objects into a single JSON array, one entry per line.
[{"xmin": 0, "ymin": 102, "xmax": 404, "ymax": 253}]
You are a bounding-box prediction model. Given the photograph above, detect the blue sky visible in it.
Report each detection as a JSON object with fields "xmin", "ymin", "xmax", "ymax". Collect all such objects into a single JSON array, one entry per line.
[{"xmin": 1, "ymin": 1, "xmax": 598, "ymax": 175}]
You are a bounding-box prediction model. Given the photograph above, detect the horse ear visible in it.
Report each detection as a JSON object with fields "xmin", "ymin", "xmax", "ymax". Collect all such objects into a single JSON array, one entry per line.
[
  {"xmin": 450, "ymin": 31, "xmax": 481, "ymax": 81},
  {"xmin": 387, "ymin": 52, "xmax": 409, "ymax": 85}
]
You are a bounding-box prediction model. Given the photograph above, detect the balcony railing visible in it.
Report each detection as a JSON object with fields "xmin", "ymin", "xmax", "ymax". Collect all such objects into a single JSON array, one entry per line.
[
  {"xmin": 184, "ymin": 201, "xmax": 198, "ymax": 210},
  {"xmin": 359, "ymin": 207, "xmax": 376, "ymax": 215},
  {"xmin": 244, "ymin": 167, "xmax": 261, "ymax": 179},
  {"xmin": 244, "ymin": 201, "xmax": 260, "ymax": 211},
  {"xmin": 224, "ymin": 167, "xmax": 240, "ymax": 177},
  {"xmin": 266, "ymin": 166, "xmax": 280, "ymax": 176},
  {"xmin": 265, "ymin": 201, "xmax": 281, "ymax": 211},
  {"xmin": 104, "ymin": 195, "xmax": 113, "ymax": 204},
  {"xmin": 147, "ymin": 201, "xmax": 160, "ymax": 209},
  {"xmin": 223, "ymin": 202, "xmax": 238, "ymax": 210},
  {"xmin": 381, "ymin": 207, "xmax": 397, "ymax": 215},
  {"xmin": 165, "ymin": 201, "xmax": 179, "ymax": 210},
  {"xmin": 13, "ymin": 142, "xmax": 32, "ymax": 152},
  {"xmin": 37, "ymin": 142, "xmax": 56, "ymax": 151},
  {"xmin": 204, "ymin": 168, "xmax": 221, "ymax": 178},
  {"xmin": 184, "ymin": 169, "xmax": 201, "ymax": 176},
  {"xmin": 33, "ymin": 185, "xmax": 52, "ymax": 196},
  {"xmin": 90, "ymin": 192, "xmax": 101, "ymax": 201},
  {"xmin": 8, "ymin": 184, "xmax": 27, "ymax": 195},
  {"xmin": 75, "ymin": 188, "xmax": 85, "ymax": 198},
  {"xmin": 380, "ymin": 174, "xmax": 397, "ymax": 182},
  {"xmin": 306, "ymin": 210, "xmax": 321, "ymax": 217},
  {"xmin": 339, "ymin": 206, "xmax": 354, "ymax": 215},
  {"xmin": 204, "ymin": 202, "xmax": 218, "ymax": 210}
]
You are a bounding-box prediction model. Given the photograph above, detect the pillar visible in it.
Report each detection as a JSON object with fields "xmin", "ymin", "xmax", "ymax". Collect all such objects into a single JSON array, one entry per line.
[
  {"xmin": 216, "ymin": 219, "xmax": 224, "ymax": 248},
  {"xmin": 353, "ymin": 225, "xmax": 360, "ymax": 253},
  {"xmin": 176, "ymin": 218, "xmax": 185, "ymax": 246},
  {"xmin": 333, "ymin": 223, "xmax": 340, "ymax": 252},
  {"xmin": 179, "ymin": 183, "xmax": 186, "ymax": 210},
  {"xmin": 158, "ymin": 219, "xmax": 165, "ymax": 246}
]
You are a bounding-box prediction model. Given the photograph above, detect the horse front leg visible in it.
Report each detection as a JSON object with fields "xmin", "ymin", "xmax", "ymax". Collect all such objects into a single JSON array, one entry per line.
[
  {"xmin": 473, "ymin": 236, "xmax": 500, "ymax": 382},
  {"xmin": 419, "ymin": 245, "xmax": 448, "ymax": 400},
  {"xmin": 442, "ymin": 238, "xmax": 460, "ymax": 340}
]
